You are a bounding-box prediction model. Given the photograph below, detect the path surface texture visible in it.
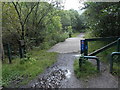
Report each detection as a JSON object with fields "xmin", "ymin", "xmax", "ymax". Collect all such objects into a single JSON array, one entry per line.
[
  {"xmin": 48, "ymin": 33, "xmax": 84, "ymax": 53},
  {"xmin": 24, "ymin": 33, "xmax": 118, "ymax": 88}
]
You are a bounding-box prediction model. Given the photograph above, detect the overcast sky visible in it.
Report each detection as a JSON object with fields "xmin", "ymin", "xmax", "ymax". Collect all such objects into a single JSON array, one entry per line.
[{"xmin": 64, "ymin": 0, "xmax": 84, "ymax": 10}]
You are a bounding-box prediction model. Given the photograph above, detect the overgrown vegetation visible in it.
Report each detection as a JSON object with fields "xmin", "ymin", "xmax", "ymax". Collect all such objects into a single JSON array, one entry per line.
[
  {"xmin": 2, "ymin": 49, "xmax": 57, "ymax": 87},
  {"xmin": 74, "ymin": 59, "xmax": 98, "ymax": 78}
]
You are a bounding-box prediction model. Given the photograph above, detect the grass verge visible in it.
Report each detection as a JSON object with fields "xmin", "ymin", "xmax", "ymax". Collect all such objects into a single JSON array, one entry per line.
[
  {"xmin": 74, "ymin": 59, "xmax": 98, "ymax": 79},
  {"xmin": 2, "ymin": 49, "xmax": 57, "ymax": 87}
]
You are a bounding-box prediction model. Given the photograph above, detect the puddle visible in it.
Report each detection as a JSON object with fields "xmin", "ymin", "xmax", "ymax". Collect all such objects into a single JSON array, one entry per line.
[
  {"xmin": 65, "ymin": 70, "xmax": 71, "ymax": 79},
  {"xmin": 73, "ymin": 54, "xmax": 81, "ymax": 59}
]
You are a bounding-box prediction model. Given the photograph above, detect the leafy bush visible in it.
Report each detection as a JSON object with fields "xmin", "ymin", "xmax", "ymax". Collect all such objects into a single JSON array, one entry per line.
[{"xmin": 54, "ymin": 33, "xmax": 68, "ymax": 43}]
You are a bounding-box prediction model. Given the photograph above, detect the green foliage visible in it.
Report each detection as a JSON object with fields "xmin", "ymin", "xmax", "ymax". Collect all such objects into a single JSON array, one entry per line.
[
  {"xmin": 2, "ymin": 50, "xmax": 57, "ymax": 87},
  {"xmin": 58, "ymin": 9, "xmax": 85, "ymax": 32},
  {"xmin": 2, "ymin": 2, "xmax": 82, "ymax": 53},
  {"xmin": 83, "ymin": 2, "xmax": 120, "ymax": 37},
  {"xmin": 67, "ymin": 26, "xmax": 73, "ymax": 33},
  {"xmin": 43, "ymin": 15, "xmax": 67, "ymax": 46},
  {"xmin": 74, "ymin": 59, "xmax": 98, "ymax": 78},
  {"xmin": 58, "ymin": 10, "xmax": 71, "ymax": 26}
]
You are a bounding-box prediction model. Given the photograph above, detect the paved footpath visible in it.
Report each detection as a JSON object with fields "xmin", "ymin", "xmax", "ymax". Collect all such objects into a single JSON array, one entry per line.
[{"xmin": 48, "ymin": 33, "xmax": 84, "ymax": 53}]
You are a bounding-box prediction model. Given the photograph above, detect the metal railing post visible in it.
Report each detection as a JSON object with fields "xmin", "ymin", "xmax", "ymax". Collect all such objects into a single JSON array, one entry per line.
[
  {"xmin": 84, "ymin": 40, "xmax": 88, "ymax": 56},
  {"xmin": 79, "ymin": 56, "xmax": 100, "ymax": 72},
  {"xmin": 96, "ymin": 58, "xmax": 100, "ymax": 72},
  {"xmin": 110, "ymin": 54, "xmax": 113, "ymax": 73},
  {"xmin": 109, "ymin": 52, "xmax": 120, "ymax": 73},
  {"xmin": 117, "ymin": 38, "xmax": 120, "ymax": 52}
]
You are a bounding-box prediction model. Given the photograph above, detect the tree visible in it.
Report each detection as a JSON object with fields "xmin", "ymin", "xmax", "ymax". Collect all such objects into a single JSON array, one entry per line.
[
  {"xmin": 25, "ymin": 2, "xmax": 60, "ymax": 46},
  {"xmin": 12, "ymin": 2, "xmax": 39, "ymax": 40},
  {"xmin": 83, "ymin": 2, "xmax": 120, "ymax": 37},
  {"xmin": 58, "ymin": 9, "xmax": 84, "ymax": 32},
  {"xmin": 2, "ymin": 1, "xmax": 67, "ymax": 52},
  {"xmin": 58, "ymin": 10, "xmax": 71, "ymax": 29}
]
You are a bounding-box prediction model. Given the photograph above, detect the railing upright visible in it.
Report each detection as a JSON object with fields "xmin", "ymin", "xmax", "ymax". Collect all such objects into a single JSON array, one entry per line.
[{"xmin": 117, "ymin": 38, "xmax": 120, "ymax": 52}]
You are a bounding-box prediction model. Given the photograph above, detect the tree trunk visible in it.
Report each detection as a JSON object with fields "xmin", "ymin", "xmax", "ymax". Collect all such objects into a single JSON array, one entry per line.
[
  {"xmin": 0, "ymin": 43, "xmax": 2, "ymax": 61},
  {"xmin": 21, "ymin": 25, "xmax": 24, "ymax": 40},
  {"xmin": 1, "ymin": 43, "xmax": 4, "ymax": 61},
  {"xmin": 0, "ymin": 38, "xmax": 4, "ymax": 61}
]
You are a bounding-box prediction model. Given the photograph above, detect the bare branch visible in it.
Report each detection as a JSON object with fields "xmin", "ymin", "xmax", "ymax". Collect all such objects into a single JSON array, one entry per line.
[
  {"xmin": 12, "ymin": 2, "xmax": 23, "ymax": 26},
  {"xmin": 23, "ymin": 2, "xmax": 39, "ymax": 26}
]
